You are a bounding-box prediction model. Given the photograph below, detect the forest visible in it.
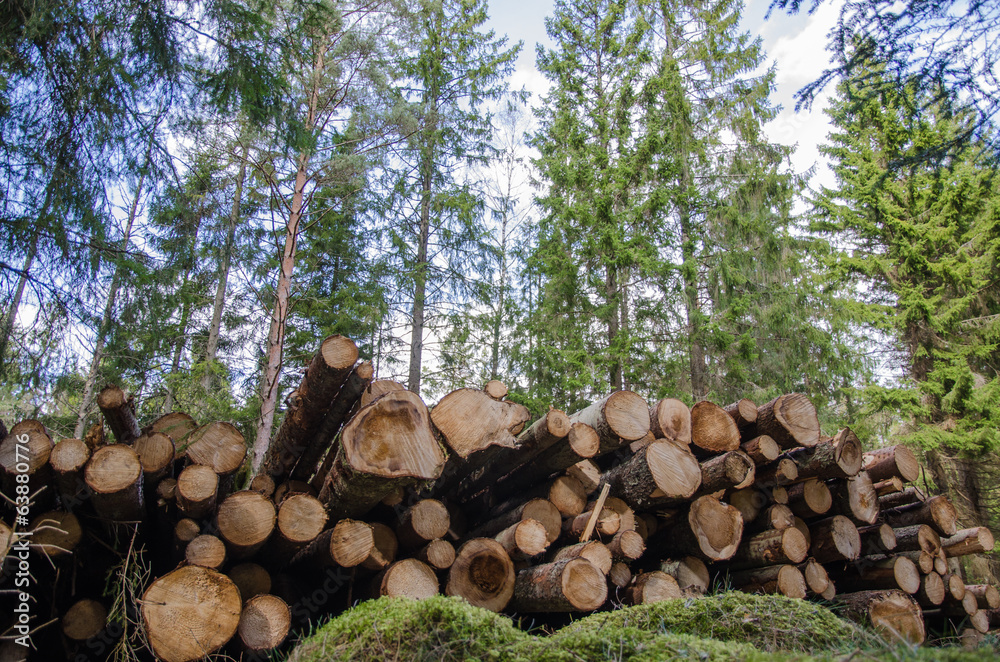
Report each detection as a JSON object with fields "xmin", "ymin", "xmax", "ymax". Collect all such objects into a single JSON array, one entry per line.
[{"xmin": 1, "ymin": 0, "xmax": 999, "ymax": 582}]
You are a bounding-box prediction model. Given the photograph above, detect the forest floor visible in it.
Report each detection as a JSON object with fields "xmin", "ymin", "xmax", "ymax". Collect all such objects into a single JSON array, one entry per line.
[{"xmin": 283, "ymin": 592, "xmax": 997, "ymax": 661}]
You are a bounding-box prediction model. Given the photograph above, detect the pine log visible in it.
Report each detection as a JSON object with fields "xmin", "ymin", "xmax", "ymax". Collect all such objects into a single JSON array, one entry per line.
[
  {"xmin": 741, "ymin": 435, "xmax": 780, "ymax": 465},
  {"xmin": 445, "ymin": 538, "xmax": 515, "ymax": 612},
  {"xmin": 782, "ymin": 428, "xmax": 862, "ymax": 480},
  {"xmin": 484, "ymin": 380, "xmax": 508, "ymax": 400},
  {"xmin": 863, "ymin": 445, "xmax": 921, "ymax": 484},
  {"xmin": 176, "ymin": 464, "xmax": 219, "ymax": 519},
  {"xmin": 690, "ymin": 401, "xmax": 741, "ymax": 454},
  {"xmin": 512, "ymin": 558, "xmax": 607, "ymax": 612},
  {"xmin": 834, "ymin": 590, "xmax": 925, "ymax": 644},
  {"xmin": 293, "ymin": 518, "xmax": 374, "ymax": 568},
  {"xmin": 792, "ymin": 517, "xmax": 811, "ymax": 546},
  {"xmin": 396, "ymin": 499, "xmax": 451, "ymax": 550},
  {"xmin": 607, "ymin": 530, "xmax": 645, "ymax": 560},
  {"xmin": 857, "ymin": 523, "xmax": 897, "ymax": 556},
  {"xmin": 916, "ymin": 572, "xmax": 946, "ymax": 606},
  {"xmin": 29, "ymin": 511, "xmax": 81, "ymax": 560},
  {"xmin": 968, "ymin": 610, "xmax": 990, "ymax": 634},
  {"xmin": 787, "ymin": 479, "xmax": 832, "ymax": 519},
  {"xmin": 809, "ymin": 515, "xmax": 861, "ymax": 563},
  {"xmin": 417, "ymin": 538, "xmax": 456, "ymax": 570},
  {"xmin": 728, "ymin": 487, "xmax": 767, "ymax": 523},
  {"xmin": 185, "ymin": 534, "xmax": 227, "ymax": 569},
  {"xmin": 903, "ymin": 549, "xmax": 935, "ymax": 574},
  {"xmin": 724, "ymin": 398, "xmax": 758, "ymax": 432},
  {"xmin": 941, "ymin": 527, "xmax": 994, "ymax": 557},
  {"xmin": 273, "ymin": 480, "xmax": 315, "ymax": 504},
  {"xmin": 0, "ymin": 421, "xmax": 54, "ymax": 508},
  {"xmin": 361, "ymin": 380, "xmax": 405, "ymax": 407},
  {"xmin": 698, "ymin": 450, "xmax": 755, "ymax": 494},
  {"xmin": 552, "ymin": 540, "xmax": 613, "ymax": 575},
  {"xmin": 142, "ymin": 566, "xmax": 242, "ymax": 662},
  {"xmin": 173, "ymin": 518, "xmax": 201, "ymax": 560},
  {"xmin": 828, "ymin": 471, "xmax": 879, "ymax": 525},
  {"xmin": 594, "ymin": 497, "xmax": 636, "ymax": 534},
  {"xmin": 754, "ymin": 458, "xmax": 798, "ymax": 486},
  {"xmin": 873, "ymin": 476, "xmax": 905, "ymax": 496},
  {"xmin": 567, "ymin": 459, "xmax": 601, "ymax": 494},
  {"xmin": 146, "ymin": 411, "xmax": 198, "ymax": 445},
  {"xmin": 318, "ymin": 390, "xmax": 445, "ymax": 519},
  {"xmin": 229, "ymin": 563, "xmax": 272, "ymax": 600},
  {"xmin": 753, "ymin": 393, "xmax": 820, "ymax": 449},
  {"xmin": 267, "ymin": 494, "xmax": 328, "ymax": 565},
  {"xmin": 250, "ymin": 474, "xmax": 276, "ymax": 498},
  {"xmin": 431, "ymin": 387, "xmax": 530, "ymax": 459},
  {"xmin": 649, "ymin": 398, "xmax": 691, "ymax": 444},
  {"xmin": 490, "ymin": 475, "xmax": 588, "ymax": 518},
  {"xmin": 373, "ymin": 558, "xmax": 440, "ymax": 599},
  {"xmin": 966, "ymin": 585, "xmax": 1000, "ymax": 609},
  {"xmin": 237, "ymin": 594, "xmax": 291, "ymax": 653},
  {"xmin": 657, "ymin": 496, "xmax": 743, "ymax": 562},
  {"xmin": 659, "ymin": 556, "xmax": 710, "ymax": 593},
  {"xmin": 132, "ymin": 431, "xmax": 175, "ymax": 484},
  {"xmin": 771, "ymin": 485, "xmax": 789, "ymax": 504},
  {"xmin": 729, "ymin": 564, "xmax": 806, "ymax": 599},
  {"xmin": 881, "ymin": 496, "xmax": 958, "ymax": 537},
  {"xmin": 836, "ymin": 556, "xmax": 921, "ymax": 594},
  {"xmin": 496, "ymin": 518, "xmax": 549, "ymax": 559},
  {"xmin": 893, "ymin": 524, "xmax": 941, "ymax": 554},
  {"xmin": 569, "ymin": 391, "xmax": 650, "ymax": 452},
  {"xmin": 468, "ymin": 498, "xmax": 562, "ymax": 545},
  {"xmin": 62, "ymin": 598, "xmax": 108, "ymax": 642},
  {"xmin": 800, "ymin": 558, "xmax": 832, "ymax": 596},
  {"xmin": 603, "ymin": 439, "xmax": 700, "ymax": 510},
  {"xmin": 360, "ymin": 522, "xmax": 399, "ymax": 571},
  {"xmin": 260, "ymin": 335, "xmax": 358, "ymax": 480},
  {"xmin": 217, "ymin": 490, "xmax": 276, "ymax": 560},
  {"xmin": 563, "ymin": 508, "xmax": 620, "ymax": 539},
  {"xmin": 49, "ymin": 438, "xmax": 90, "ymax": 511},
  {"xmin": 877, "ymin": 486, "xmax": 924, "ymax": 510},
  {"xmin": 182, "ymin": 422, "xmax": 246, "ymax": 478},
  {"xmin": 624, "ymin": 571, "xmax": 682, "ymax": 605},
  {"xmin": 934, "ymin": 548, "xmax": 948, "ymax": 575},
  {"xmin": 96, "ymin": 385, "xmax": 141, "ymax": 444},
  {"xmin": 744, "ymin": 504, "xmax": 794, "ymax": 535},
  {"xmin": 609, "ymin": 562, "xmax": 632, "ymax": 588},
  {"xmin": 945, "ymin": 573, "xmax": 966, "ymax": 601},
  {"xmin": 729, "ymin": 527, "xmax": 809, "ymax": 570},
  {"xmin": 294, "ymin": 360, "xmax": 374, "ymax": 483},
  {"xmin": 84, "ymin": 444, "xmax": 144, "ymax": 521}
]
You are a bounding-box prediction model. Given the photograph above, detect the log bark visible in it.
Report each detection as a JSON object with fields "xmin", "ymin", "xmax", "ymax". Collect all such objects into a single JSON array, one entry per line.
[
  {"xmin": 741, "ymin": 435, "xmax": 780, "ymax": 465},
  {"xmin": 396, "ymin": 499, "xmax": 450, "ymax": 550},
  {"xmin": 185, "ymin": 534, "xmax": 227, "ymax": 569},
  {"xmin": 809, "ymin": 515, "xmax": 861, "ymax": 563},
  {"xmin": 260, "ymin": 335, "xmax": 358, "ymax": 481},
  {"xmin": 877, "ymin": 486, "xmax": 924, "ymax": 510},
  {"xmin": 649, "ymin": 398, "xmax": 691, "ymax": 444},
  {"xmin": 893, "ymin": 524, "xmax": 941, "ymax": 554},
  {"xmin": 496, "ymin": 518, "xmax": 549, "ymax": 559},
  {"xmin": 863, "ymin": 445, "xmax": 920, "ymax": 483},
  {"xmin": 238, "ymin": 594, "xmax": 291, "ymax": 653},
  {"xmin": 431, "ymin": 387, "xmax": 530, "ymax": 459},
  {"xmin": 782, "ymin": 428, "xmax": 862, "ymax": 480},
  {"xmin": 829, "ymin": 471, "xmax": 879, "ymax": 525},
  {"xmin": 96, "ymin": 385, "xmax": 141, "ymax": 444},
  {"xmin": 49, "ymin": 438, "xmax": 90, "ymax": 511},
  {"xmin": 697, "ymin": 450, "xmax": 755, "ymax": 494},
  {"xmin": 568, "ymin": 391, "xmax": 650, "ymax": 452},
  {"xmin": 216, "ymin": 490, "xmax": 276, "ymax": 560},
  {"xmin": 728, "ymin": 564, "xmax": 806, "ymax": 599},
  {"xmin": 724, "ymin": 399, "xmax": 757, "ymax": 432},
  {"xmin": 754, "ymin": 458, "xmax": 798, "ymax": 486},
  {"xmin": 512, "ymin": 558, "xmax": 607, "ymax": 612},
  {"xmin": 624, "ymin": 571, "xmax": 681, "ymax": 605},
  {"xmin": 603, "ymin": 439, "xmax": 701, "ymax": 510},
  {"xmin": 62, "ymin": 598, "xmax": 108, "ymax": 642},
  {"xmin": 84, "ymin": 444, "xmax": 144, "ymax": 521},
  {"xmin": 834, "ymin": 590, "xmax": 925, "ymax": 644},
  {"xmin": 659, "ymin": 557, "xmax": 710, "ymax": 593},
  {"xmin": 690, "ymin": 401, "xmax": 740, "ymax": 454},
  {"xmin": 942, "ymin": 528, "xmax": 995, "ymax": 557},
  {"xmin": 373, "ymin": 558, "xmax": 439, "ymax": 599},
  {"xmin": 417, "ymin": 538, "xmax": 456, "ymax": 570},
  {"xmin": 787, "ymin": 479, "xmax": 832, "ymax": 519},
  {"xmin": 753, "ymin": 393, "xmax": 820, "ymax": 449},
  {"xmin": 176, "ymin": 464, "xmax": 219, "ymax": 520},
  {"xmin": 445, "ymin": 538, "xmax": 515, "ymax": 612},
  {"xmin": 881, "ymin": 496, "xmax": 958, "ymax": 537},
  {"xmin": 141, "ymin": 566, "xmax": 242, "ymax": 662},
  {"xmin": 728, "ymin": 527, "xmax": 809, "ymax": 569},
  {"xmin": 319, "ymin": 390, "xmax": 445, "ymax": 519}
]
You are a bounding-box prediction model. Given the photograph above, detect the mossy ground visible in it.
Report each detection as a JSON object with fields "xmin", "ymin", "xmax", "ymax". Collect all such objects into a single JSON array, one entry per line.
[{"xmin": 284, "ymin": 592, "xmax": 999, "ymax": 662}]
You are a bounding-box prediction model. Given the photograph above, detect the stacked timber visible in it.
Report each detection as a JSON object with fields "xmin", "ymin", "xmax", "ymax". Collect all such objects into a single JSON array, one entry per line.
[{"xmin": 1, "ymin": 335, "xmax": 997, "ymax": 661}]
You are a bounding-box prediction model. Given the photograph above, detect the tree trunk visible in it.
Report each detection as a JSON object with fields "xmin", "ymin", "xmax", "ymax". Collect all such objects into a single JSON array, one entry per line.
[
  {"xmin": 690, "ymin": 401, "xmax": 741, "ymax": 454},
  {"xmin": 0, "ymin": 230, "xmax": 38, "ymax": 381},
  {"xmin": 783, "ymin": 428, "xmax": 863, "ymax": 479},
  {"xmin": 445, "ymin": 538, "xmax": 515, "ymax": 612},
  {"xmin": 216, "ymin": 491, "xmax": 276, "ymax": 560},
  {"xmin": 752, "ymin": 393, "xmax": 820, "ymax": 449},
  {"xmin": 728, "ymin": 564, "xmax": 806, "ymax": 599},
  {"xmin": 237, "ymin": 594, "xmax": 291, "ymax": 654},
  {"xmin": 407, "ymin": 143, "xmax": 434, "ymax": 396},
  {"xmin": 603, "ymin": 439, "xmax": 701, "ymax": 510},
  {"xmin": 96, "ymin": 385, "xmax": 141, "ymax": 444},
  {"xmin": 833, "ymin": 590, "xmax": 925, "ymax": 644}
]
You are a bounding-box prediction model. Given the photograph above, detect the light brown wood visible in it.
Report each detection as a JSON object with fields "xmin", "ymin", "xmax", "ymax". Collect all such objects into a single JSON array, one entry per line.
[
  {"xmin": 417, "ymin": 538, "xmax": 456, "ymax": 570},
  {"xmin": 755, "ymin": 457, "xmax": 799, "ymax": 486},
  {"xmin": 96, "ymin": 385, "xmax": 141, "ymax": 443},
  {"xmin": 269, "ymin": 494, "xmax": 328, "ymax": 563},
  {"xmin": 945, "ymin": 573, "xmax": 966, "ymax": 600},
  {"xmin": 792, "ymin": 517, "xmax": 811, "ymax": 547},
  {"xmin": 809, "ymin": 515, "xmax": 861, "ymax": 563},
  {"xmin": 595, "ymin": 497, "xmax": 636, "ymax": 535},
  {"xmin": 783, "ymin": 428, "xmax": 862, "ymax": 479},
  {"xmin": 607, "ymin": 529, "xmax": 645, "ymax": 561},
  {"xmin": 176, "ymin": 464, "xmax": 219, "ymax": 520},
  {"xmin": 834, "ymin": 589, "xmax": 925, "ymax": 644},
  {"xmin": 512, "ymin": 558, "xmax": 607, "ymax": 612},
  {"xmin": 941, "ymin": 527, "xmax": 994, "ymax": 557},
  {"xmin": 697, "ymin": 450, "xmax": 755, "ymax": 494},
  {"xmin": 800, "ymin": 558, "xmax": 831, "ymax": 596},
  {"xmin": 604, "ymin": 439, "xmax": 701, "ymax": 510},
  {"xmin": 361, "ymin": 380, "xmax": 405, "ymax": 408},
  {"xmin": 881, "ymin": 495, "xmax": 958, "ymax": 537},
  {"xmin": 966, "ymin": 584, "xmax": 1000, "ymax": 610},
  {"xmin": 609, "ymin": 562, "xmax": 632, "ymax": 588},
  {"xmin": 84, "ymin": 444, "xmax": 144, "ymax": 521},
  {"xmin": 182, "ymin": 422, "xmax": 246, "ymax": 477},
  {"xmin": 132, "ymin": 431, "xmax": 175, "ymax": 484},
  {"xmin": 361, "ymin": 522, "xmax": 399, "ymax": 571},
  {"xmin": 496, "ymin": 518, "xmax": 549, "ymax": 559},
  {"xmin": 431, "ymin": 387, "xmax": 531, "ymax": 459},
  {"xmin": 374, "ymin": 558, "xmax": 440, "ymax": 599},
  {"xmin": 787, "ymin": 479, "xmax": 832, "ymax": 518},
  {"xmin": 552, "ymin": 540, "xmax": 613, "ymax": 575},
  {"xmin": 893, "ymin": 524, "xmax": 941, "ymax": 554},
  {"xmin": 146, "ymin": 411, "xmax": 198, "ymax": 445},
  {"xmin": 624, "ymin": 571, "xmax": 682, "ymax": 604},
  {"xmin": 730, "ymin": 527, "xmax": 809, "ymax": 569},
  {"xmin": 741, "ymin": 435, "xmax": 780, "ymax": 465},
  {"xmin": 873, "ymin": 476, "xmax": 905, "ymax": 497},
  {"xmin": 216, "ymin": 491, "xmax": 276, "ymax": 560},
  {"xmin": 660, "ymin": 495, "xmax": 743, "ymax": 562},
  {"xmin": 49, "ymin": 438, "xmax": 90, "ymax": 510},
  {"xmin": 649, "ymin": 398, "xmax": 691, "ymax": 444},
  {"xmin": 916, "ymin": 572, "xmax": 945, "ymax": 606},
  {"xmin": 250, "ymin": 474, "xmax": 276, "ymax": 498},
  {"xmin": 728, "ymin": 487, "xmax": 766, "ymax": 523},
  {"xmin": 185, "ymin": 534, "xmax": 227, "ymax": 569},
  {"xmin": 238, "ymin": 594, "xmax": 290, "ymax": 652},
  {"xmin": 141, "ymin": 565, "xmax": 242, "ymax": 662},
  {"xmin": 0, "ymin": 422, "xmax": 54, "ymax": 500},
  {"xmin": 567, "ymin": 459, "xmax": 601, "ymax": 494},
  {"xmin": 564, "ymin": 507, "xmax": 619, "ymax": 540},
  {"xmin": 829, "ymin": 471, "xmax": 879, "ymax": 525},
  {"xmin": 484, "ymin": 380, "xmax": 508, "ymax": 400},
  {"xmin": 544, "ymin": 475, "xmax": 587, "ymax": 517},
  {"xmin": 659, "ymin": 557, "xmax": 710, "ymax": 593},
  {"xmin": 228, "ymin": 563, "xmax": 272, "ymax": 600},
  {"xmin": 294, "ymin": 518, "xmax": 374, "ymax": 568},
  {"xmin": 862, "ymin": 445, "xmax": 920, "ymax": 483},
  {"xmin": 836, "ymin": 556, "xmax": 921, "ymax": 594},
  {"xmin": 445, "ymin": 538, "xmax": 515, "ymax": 612},
  {"xmin": 729, "ymin": 564, "xmax": 806, "ymax": 599},
  {"xmin": 30, "ymin": 511, "xmax": 82, "ymax": 559},
  {"xmin": 62, "ymin": 599, "xmax": 107, "ymax": 641},
  {"xmin": 689, "ymin": 401, "xmax": 741, "ymax": 454},
  {"xmin": 724, "ymin": 399, "xmax": 758, "ymax": 431},
  {"xmin": 173, "ymin": 518, "xmax": 201, "ymax": 559},
  {"xmin": 753, "ymin": 393, "xmax": 820, "ymax": 449},
  {"xmin": 569, "ymin": 391, "xmax": 651, "ymax": 451},
  {"xmin": 273, "ymin": 479, "xmax": 315, "ymax": 504},
  {"xmin": 396, "ymin": 499, "xmax": 451, "ymax": 549},
  {"xmin": 470, "ymin": 498, "xmax": 562, "ymax": 545},
  {"xmin": 857, "ymin": 523, "xmax": 897, "ymax": 555}
]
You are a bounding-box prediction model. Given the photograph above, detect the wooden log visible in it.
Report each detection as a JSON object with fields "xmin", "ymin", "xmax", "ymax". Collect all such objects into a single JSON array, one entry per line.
[
  {"xmin": 62, "ymin": 599, "xmax": 108, "ymax": 642},
  {"xmin": 267, "ymin": 494, "xmax": 328, "ymax": 565},
  {"xmin": 396, "ymin": 499, "xmax": 451, "ymax": 550},
  {"xmin": 361, "ymin": 380, "xmax": 405, "ymax": 407},
  {"xmin": 552, "ymin": 540, "xmax": 612, "ymax": 575},
  {"xmin": 659, "ymin": 495, "xmax": 743, "ymax": 562},
  {"xmin": 873, "ymin": 476, "xmax": 905, "ymax": 497},
  {"xmin": 941, "ymin": 527, "xmax": 994, "ymax": 557},
  {"xmin": 607, "ymin": 530, "xmax": 645, "ymax": 561},
  {"xmin": 877, "ymin": 486, "xmax": 924, "ymax": 510},
  {"xmin": 724, "ymin": 399, "xmax": 757, "ymax": 432},
  {"xmin": 496, "ymin": 518, "xmax": 549, "ymax": 559},
  {"xmin": 771, "ymin": 485, "xmax": 789, "ymax": 504},
  {"xmin": 293, "ymin": 519, "xmax": 374, "ymax": 568},
  {"xmin": 828, "ymin": 471, "xmax": 879, "ymax": 525},
  {"xmin": 176, "ymin": 464, "xmax": 218, "ymax": 520},
  {"xmin": 512, "ymin": 558, "xmax": 607, "ymax": 612},
  {"xmin": 260, "ymin": 334, "xmax": 358, "ymax": 480},
  {"xmin": 916, "ymin": 572, "xmax": 945, "ymax": 606},
  {"xmin": 84, "ymin": 444, "xmax": 144, "ymax": 521},
  {"xmin": 782, "ymin": 428, "xmax": 862, "ymax": 480},
  {"xmin": 728, "ymin": 527, "xmax": 809, "ymax": 569},
  {"xmin": 216, "ymin": 491, "xmax": 276, "ymax": 560},
  {"xmin": 173, "ymin": 518, "xmax": 201, "ymax": 560},
  {"xmin": 893, "ymin": 524, "xmax": 941, "ymax": 554},
  {"xmin": 800, "ymin": 558, "xmax": 832, "ymax": 596},
  {"xmin": 744, "ymin": 504, "xmax": 794, "ymax": 535},
  {"xmin": 891, "ymin": 549, "xmax": 934, "ymax": 574},
  {"xmin": 609, "ymin": 562, "xmax": 632, "ymax": 589},
  {"xmin": 250, "ymin": 474, "xmax": 276, "ymax": 498},
  {"xmin": 294, "ymin": 360, "xmax": 374, "ymax": 483},
  {"xmin": 809, "ymin": 515, "xmax": 861, "ymax": 563},
  {"xmin": 132, "ymin": 431, "xmax": 175, "ymax": 485},
  {"xmin": 29, "ymin": 511, "xmax": 81, "ymax": 560},
  {"xmin": 417, "ymin": 538, "xmax": 455, "ymax": 570},
  {"xmin": 857, "ymin": 523, "xmax": 897, "ymax": 556},
  {"xmin": 373, "ymin": 558, "xmax": 440, "ymax": 599},
  {"xmin": 728, "ymin": 487, "xmax": 767, "ymax": 523},
  {"xmin": 182, "ymin": 422, "xmax": 246, "ymax": 478},
  {"xmin": 787, "ymin": 479, "xmax": 832, "ymax": 519},
  {"xmin": 49, "ymin": 438, "xmax": 90, "ymax": 511},
  {"xmin": 237, "ymin": 594, "xmax": 290, "ymax": 653},
  {"xmin": 142, "ymin": 566, "xmax": 242, "ymax": 662},
  {"xmin": 944, "ymin": 573, "xmax": 966, "ymax": 601},
  {"xmin": 659, "ymin": 556, "xmax": 710, "ymax": 594},
  {"xmin": 624, "ymin": 571, "xmax": 681, "ymax": 605},
  {"xmin": 649, "ymin": 398, "xmax": 691, "ymax": 444},
  {"xmin": 690, "ymin": 401, "xmax": 740, "ymax": 454},
  {"xmin": 603, "ymin": 439, "xmax": 701, "ymax": 510},
  {"xmin": 753, "ymin": 393, "xmax": 820, "ymax": 449},
  {"xmin": 966, "ymin": 584, "xmax": 1000, "ymax": 610},
  {"xmin": 445, "ymin": 538, "xmax": 515, "ymax": 612},
  {"xmin": 836, "ymin": 556, "xmax": 921, "ymax": 594},
  {"xmin": 834, "ymin": 590, "xmax": 925, "ymax": 644},
  {"xmin": 729, "ymin": 564, "xmax": 806, "ymax": 599},
  {"xmin": 96, "ymin": 385, "xmax": 141, "ymax": 444},
  {"xmin": 741, "ymin": 435, "xmax": 780, "ymax": 465},
  {"xmin": 881, "ymin": 495, "xmax": 958, "ymax": 537},
  {"xmin": 0, "ymin": 421, "xmax": 54, "ymax": 509},
  {"xmin": 484, "ymin": 380, "xmax": 508, "ymax": 400},
  {"xmin": 754, "ymin": 458, "xmax": 798, "ymax": 486},
  {"xmin": 360, "ymin": 522, "xmax": 399, "ymax": 571},
  {"xmin": 185, "ymin": 534, "xmax": 227, "ymax": 569},
  {"xmin": 146, "ymin": 411, "xmax": 198, "ymax": 444},
  {"xmin": 968, "ymin": 610, "xmax": 990, "ymax": 634},
  {"xmin": 228, "ymin": 563, "xmax": 272, "ymax": 600},
  {"xmin": 319, "ymin": 390, "xmax": 445, "ymax": 519},
  {"xmin": 594, "ymin": 497, "xmax": 636, "ymax": 534},
  {"xmin": 563, "ymin": 508, "xmax": 619, "ymax": 539},
  {"xmin": 567, "ymin": 459, "xmax": 601, "ymax": 494},
  {"xmin": 792, "ymin": 517, "xmax": 810, "ymax": 546},
  {"xmin": 698, "ymin": 450, "xmax": 755, "ymax": 494},
  {"xmin": 273, "ymin": 480, "xmax": 315, "ymax": 504},
  {"xmin": 431, "ymin": 387, "xmax": 530, "ymax": 459},
  {"xmin": 934, "ymin": 548, "xmax": 947, "ymax": 575},
  {"xmin": 862, "ymin": 445, "xmax": 920, "ymax": 483},
  {"xmin": 569, "ymin": 391, "xmax": 650, "ymax": 452},
  {"xmin": 469, "ymin": 498, "xmax": 563, "ymax": 545}
]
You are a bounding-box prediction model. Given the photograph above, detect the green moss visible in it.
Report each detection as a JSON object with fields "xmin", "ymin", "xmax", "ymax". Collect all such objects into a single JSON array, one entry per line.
[{"xmin": 522, "ymin": 626, "xmax": 761, "ymax": 662}]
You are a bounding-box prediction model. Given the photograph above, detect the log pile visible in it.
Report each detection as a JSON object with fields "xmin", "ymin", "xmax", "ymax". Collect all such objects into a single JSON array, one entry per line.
[{"xmin": 1, "ymin": 334, "xmax": 997, "ymax": 661}]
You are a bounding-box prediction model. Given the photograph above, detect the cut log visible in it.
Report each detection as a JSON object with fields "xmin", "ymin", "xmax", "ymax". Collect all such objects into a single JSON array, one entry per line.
[
  {"xmin": 857, "ymin": 523, "xmax": 897, "ymax": 556},
  {"xmin": 566, "ymin": 459, "xmax": 601, "ymax": 494},
  {"xmin": 250, "ymin": 474, "xmax": 276, "ymax": 498},
  {"xmin": 569, "ymin": 391, "xmax": 650, "ymax": 452},
  {"xmin": 596, "ymin": 497, "xmax": 636, "ymax": 535},
  {"xmin": 787, "ymin": 479, "xmax": 832, "ymax": 519},
  {"xmin": 417, "ymin": 538, "xmax": 456, "ymax": 570},
  {"xmin": 360, "ymin": 522, "xmax": 399, "ymax": 571},
  {"xmin": 881, "ymin": 496, "xmax": 958, "ymax": 537},
  {"xmin": 792, "ymin": 517, "xmax": 811, "ymax": 546},
  {"xmin": 373, "ymin": 558, "xmax": 439, "ymax": 599},
  {"xmin": 293, "ymin": 519, "xmax": 374, "ymax": 568},
  {"xmin": 728, "ymin": 487, "xmax": 766, "ymax": 523},
  {"xmin": 273, "ymin": 480, "xmax": 315, "ymax": 504},
  {"xmin": 259, "ymin": 334, "xmax": 358, "ymax": 480},
  {"xmin": 941, "ymin": 527, "xmax": 994, "ymax": 557},
  {"xmin": 659, "ymin": 556, "xmax": 710, "ymax": 593},
  {"xmin": 697, "ymin": 450, "xmax": 755, "ymax": 494},
  {"xmin": 132, "ymin": 431, "xmax": 175, "ymax": 484},
  {"xmin": 834, "ymin": 590, "xmax": 925, "ymax": 644},
  {"xmin": 551, "ymin": 540, "xmax": 612, "ymax": 576},
  {"xmin": 513, "ymin": 558, "xmax": 607, "ymax": 612},
  {"xmin": 216, "ymin": 491, "xmax": 276, "ymax": 560},
  {"xmin": 229, "ymin": 562, "xmax": 272, "ymax": 600},
  {"xmin": 294, "ymin": 360, "xmax": 374, "ymax": 483},
  {"xmin": 29, "ymin": 511, "xmax": 81, "ymax": 560},
  {"xmin": 828, "ymin": 471, "xmax": 879, "ymax": 525},
  {"xmin": 185, "ymin": 534, "xmax": 227, "ymax": 570},
  {"xmin": 658, "ymin": 496, "xmax": 743, "ymax": 562},
  {"xmin": 754, "ymin": 458, "xmax": 798, "ymax": 486},
  {"xmin": 607, "ymin": 530, "xmax": 645, "ymax": 560},
  {"xmin": 624, "ymin": 571, "xmax": 681, "ymax": 604},
  {"xmin": 744, "ymin": 504, "xmax": 794, "ymax": 535},
  {"xmin": 836, "ymin": 556, "xmax": 921, "ymax": 594},
  {"xmin": 873, "ymin": 476, "xmax": 905, "ymax": 497},
  {"xmin": 603, "ymin": 439, "xmax": 701, "ymax": 510},
  {"xmin": 809, "ymin": 515, "xmax": 861, "ymax": 563},
  {"xmin": 469, "ymin": 498, "xmax": 562, "ymax": 545},
  {"xmin": 862, "ymin": 445, "xmax": 920, "ymax": 483},
  {"xmin": 141, "ymin": 565, "xmax": 242, "ymax": 662},
  {"xmin": 146, "ymin": 411, "xmax": 198, "ymax": 445},
  {"xmin": 966, "ymin": 584, "xmax": 1000, "ymax": 610},
  {"xmin": 396, "ymin": 499, "xmax": 451, "ymax": 550},
  {"xmin": 916, "ymin": 572, "xmax": 945, "ymax": 606},
  {"xmin": 563, "ymin": 508, "xmax": 619, "ymax": 539},
  {"xmin": 84, "ymin": 444, "xmax": 144, "ymax": 521},
  {"xmin": 268, "ymin": 494, "xmax": 328, "ymax": 564},
  {"xmin": 173, "ymin": 518, "xmax": 201, "ymax": 559},
  {"xmin": 689, "ymin": 401, "xmax": 740, "ymax": 454},
  {"xmin": 753, "ymin": 393, "xmax": 820, "ymax": 449},
  {"xmin": 445, "ymin": 538, "xmax": 515, "ymax": 612},
  {"xmin": 62, "ymin": 599, "xmax": 108, "ymax": 642},
  {"xmin": 724, "ymin": 399, "xmax": 757, "ymax": 432},
  {"xmin": 800, "ymin": 558, "xmax": 832, "ymax": 596},
  {"xmin": 893, "ymin": 525, "xmax": 941, "ymax": 554},
  {"xmin": 361, "ymin": 380, "xmax": 405, "ymax": 408},
  {"xmin": 431, "ymin": 387, "xmax": 530, "ymax": 459},
  {"xmin": 649, "ymin": 398, "xmax": 691, "ymax": 444},
  {"xmin": 0, "ymin": 421, "xmax": 54, "ymax": 507},
  {"xmin": 484, "ymin": 380, "xmax": 508, "ymax": 400},
  {"xmin": 238, "ymin": 594, "xmax": 290, "ymax": 653},
  {"xmin": 945, "ymin": 573, "xmax": 966, "ymax": 601},
  {"xmin": 182, "ymin": 422, "xmax": 246, "ymax": 478},
  {"xmin": 782, "ymin": 428, "xmax": 862, "ymax": 480},
  {"xmin": 729, "ymin": 564, "xmax": 806, "ymax": 599},
  {"xmin": 49, "ymin": 438, "xmax": 90, "ymax": 511},
  {"xmin": 729, "ymin": 527, "xmax": 809, "ymax": 569},
  {"xmin": 934, "ymin": 549, "xmax": 947, "ymax": 575},
  {"xmin": 96, "ymin": 385, "xmax": 141, "ymax": 444},
  {"xmin": 771, "ymin": 485, "xmax": 789, "ymax": 504},
  {"xmin": 176, "ymin": 464, "xmax": 219, "ymax": 520},
  {"xmin": 609, "ymin": 562, "xmax": 632, "ymax": 588},
  {"xmin": 741, "ymin": 435, "xmax": 780, "ymax": 465},
  {"xmin": 318, "ymin": 390, "xmax": 445, "ymax": 520},
  {"xmin": 496, "ymin": 518, "xmax": 549, "ymax": 559},
  {"xmin": 877, "ymin": 486, "xmax": 924, "ymax": 510}
]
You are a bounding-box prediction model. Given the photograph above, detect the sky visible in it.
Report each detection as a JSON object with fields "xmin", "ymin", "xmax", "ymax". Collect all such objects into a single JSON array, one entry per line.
[{"xmin": 485, "ymin": 0, "xmax": 844, "ymax": 195}]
